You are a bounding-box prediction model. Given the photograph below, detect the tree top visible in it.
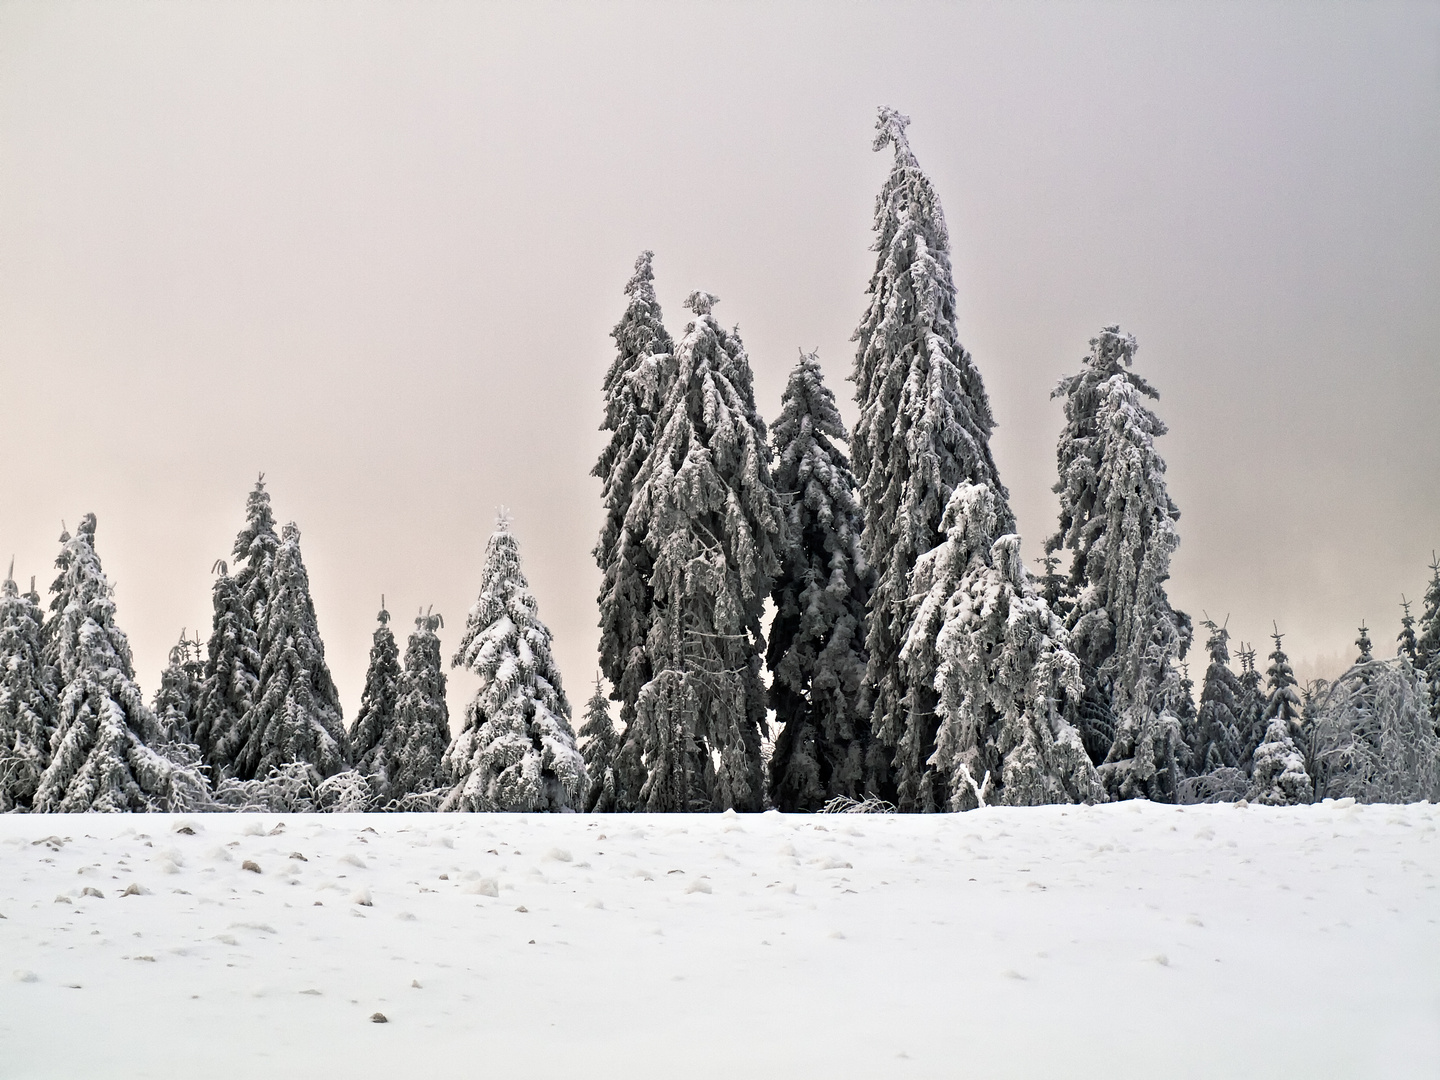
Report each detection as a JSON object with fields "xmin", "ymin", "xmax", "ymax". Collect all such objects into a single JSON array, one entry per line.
[
  {"xmin": 873, "ymin": 105, "xmax": 911, "ymax": 153},
  {"xmin": 685, "ymin": 291, "xmax": 718, "ymax": 316}
]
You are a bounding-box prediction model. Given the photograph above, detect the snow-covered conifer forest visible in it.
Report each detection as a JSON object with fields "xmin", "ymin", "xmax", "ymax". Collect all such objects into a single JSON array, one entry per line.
[
  {"xmin": 2, "ymin": 77, "xmax": 1437, "ymax": 1077},
  {"xmin": 4, "ymin": 109, "xmax": 1437, "ymax": 817}
]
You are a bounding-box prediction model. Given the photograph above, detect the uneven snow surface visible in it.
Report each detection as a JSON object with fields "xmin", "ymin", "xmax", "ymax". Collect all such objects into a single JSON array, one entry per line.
[{"xmin": 1, "ymin": 802, "xmax": 1437, "ymax": 1079}]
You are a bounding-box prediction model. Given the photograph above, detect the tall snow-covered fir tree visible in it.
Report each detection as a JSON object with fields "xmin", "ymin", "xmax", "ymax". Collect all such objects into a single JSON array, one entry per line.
[
  {"xmin": 217, "ymin": 521, "xmax": 348, "ymax": 782},
  {"xmin": 152, "ymin": 630, "xmax": 204, "ymax": 745},
  {"xmin": 196, "ymin": 480, "xmax": 277, "ymax": 779},
  {"xmin": 902, "ymin": 484, "xmax": 1103, "ymax": 810},
  {"xmin": 766, "ymin": 350, "xmax": 875, "ymax": 811},
  {"xmin": 594, "ymin": 251, "xmax": 674, "ymax": 759},
  {"xmin": 851, "ymin": 107, "xmax": 1012, "ymax": 811},
  {"xmin": 351, "ymin": 601, "xmax": 401, "ymax": 785},
  {"xmin": 32, "ymin": 516, "xmax": 204, "ymax": 812},
  {"xmin": 1046, "ymin": 326, "xmax": 1193, "ymax": 801},
  {"xmin": 619, "ymin": 291, "xmax": 782, "ymax": 812},
  {"xmin": 578, "ymin": 676, "xmax": 620, "ymax": 812},
  {"xmin": 1189, "ymin": 619, "xmax": 1243, "ymax": 773},
  {"xmin": 0, "ymin": 566, "xmax": 52, "ymax": 811},
  {"xmin": 387, "ymin": 609, "xmax": 449, "ymax": 800},
  {"xmin": 443, "ymin": 514, "xmax": 585, "ymax": 812},
  {"xmin": 1250, "ymin": 627, "xmax": 1312, "ymax": 805}
]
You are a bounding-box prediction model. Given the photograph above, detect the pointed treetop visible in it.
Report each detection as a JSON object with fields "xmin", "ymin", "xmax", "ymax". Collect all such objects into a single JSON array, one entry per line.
[
  {"xmin": 5, "ymin": 556, "xmax": 12, "ymax": 584},
  {"xmin": 494, "ymin": 506, "xmax": 513, "ymax": 533},
  {"xmin": 684, "ymin": 291, "xmax": 718, "ymax": 316},
  {"xmin": 378, "ymin": 596, "xmax": 390, "ymax": 626},
  {"xmin": 1355, "ymin": 622, "xmax": 1374, "ymax": 664},
  {"xmin": 625, "ymin": 250, "xmax": 656, "ymax": 296},
  {"xmin": 1201, "ymin": 613, "xmax": 1232, "ymax": 664},
  {"xmin": 873, "ymin": 105, "xmax": 911, "ymax": 153}
]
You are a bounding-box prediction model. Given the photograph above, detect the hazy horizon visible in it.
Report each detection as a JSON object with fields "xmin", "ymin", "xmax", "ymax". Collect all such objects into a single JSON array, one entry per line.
[{"xmin": 2, "ymin": 1, "xmax": 1437, "ymax": 726}]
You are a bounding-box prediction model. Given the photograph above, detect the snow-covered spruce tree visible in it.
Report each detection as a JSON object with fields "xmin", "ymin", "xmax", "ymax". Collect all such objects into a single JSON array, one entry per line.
[
  {"xmin": 851, "ymin": 107, "xmax": 1012, "ymax": 811},
  {"xmin": 1309, "ymin": 656, "xmax": 1440, "ymax": 802},
  {"xmin": 1249, "ymin": 627, "xmax": 1312, "ymax": 805},
  {"xmin": 1047, "ymin": 327, "xmax": 1193, "ymax": 801},
  {"xmin": 1234, "ymin": 643, "xmax": 1266, "ymax": 771},
  {"xmin": 1355, "ymin": 623, "xmax": 1374, "ymax": 666},
  {"xmin": 387, "ymin": 609, "xmax": 449, "ymax": 801},
  {"xmin": 1189, "ymin": 619, "xmax": 1243, "ymax": 773},
  {"xmin": 767, "ymin": 350, "xmax": 875, "ymax": 811},
  {"xmin": 1398, "ymin": 597, "xmax": 1418, "ymax": 663},
  {"xmin": 152, "ymin": 631, "xmax": 204, "ymax": 745},
  {"xmin": 594, "ymin": 252, "xmax": 674, "ymax": 781},
  {"xmin": 443, "ymin": 514, "xmax": 584, "ymax": 812},
  {"xmin": 33, "ymin": 516, "xmax": 206, "ymax": 812},
  {"xmin": 619, "ymin": 292, "xmax": 782, "ymax": 812},
  {"xmin": 196, "ymin": 479, "xmax": 277, "ymax": 779},
  {"xmin": 578, "ymin": 676, "xmax": 620, "ymax": 812},
  {"xmin": 0, "ymin": 567, "xmax": 52, "ymax": 810},
  {"xmin": 350, "ymin": 601, "xmax": 401, "ymax": 788},
  {"xmin": 218, "ymin": 521, "xmax": 348, "ymax": 783},
  {"xmin": 1416, "ymin": 557, "xmax": 1440, "ymax": 723},
  {"xmin": 902, "ymin": 483, "xmax": 1102, "ymax": 810}
]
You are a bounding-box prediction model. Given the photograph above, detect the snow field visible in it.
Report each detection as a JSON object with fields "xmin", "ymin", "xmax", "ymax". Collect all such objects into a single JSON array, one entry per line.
[{"xmin": 1, "ymin": 801, "xmax": 1437, "ymax": 1079}]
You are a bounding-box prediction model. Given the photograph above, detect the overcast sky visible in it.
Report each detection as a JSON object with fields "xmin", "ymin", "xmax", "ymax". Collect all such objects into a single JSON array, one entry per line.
[{"xmin": 1, "ymin": 1, "xmax": 1437, "ymax": 726}]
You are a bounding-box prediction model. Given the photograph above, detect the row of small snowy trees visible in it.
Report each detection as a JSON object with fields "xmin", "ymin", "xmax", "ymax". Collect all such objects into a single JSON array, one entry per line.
[
  {"xmin": 580, "ymin": 105, "xmax": 1440, "ymax": 812},
  {"xmin": 0, "ymin": 484, "xmax": 586, "ymax": 813}
]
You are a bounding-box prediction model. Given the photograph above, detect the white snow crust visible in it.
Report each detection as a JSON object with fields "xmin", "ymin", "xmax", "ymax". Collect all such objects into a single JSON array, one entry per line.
[{"xmin": 1, "ymin": 802, "xmax": 1436, "ymax": 1078}]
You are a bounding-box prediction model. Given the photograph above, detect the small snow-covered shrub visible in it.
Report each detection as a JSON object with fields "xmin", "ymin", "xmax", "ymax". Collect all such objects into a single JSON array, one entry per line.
[
  {"xmin": 818, "ymin": 795, "xmax": 896, "ymax": 815},
  {"xmin": 1176, "ymin": 767, "xmax": 1250, "ymax": 805}
]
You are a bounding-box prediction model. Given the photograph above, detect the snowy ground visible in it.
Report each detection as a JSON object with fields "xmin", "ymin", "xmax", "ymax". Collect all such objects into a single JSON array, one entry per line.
[{"xmin": 1, "ymin": 801, "xmax": 1436, "ymax": 1079}]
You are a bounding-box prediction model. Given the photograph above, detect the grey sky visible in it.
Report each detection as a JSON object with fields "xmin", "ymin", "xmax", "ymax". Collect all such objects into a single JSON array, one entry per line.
[{"xmin": 2, "ymin": 1, "xmax": 1437, "ymax": 724}]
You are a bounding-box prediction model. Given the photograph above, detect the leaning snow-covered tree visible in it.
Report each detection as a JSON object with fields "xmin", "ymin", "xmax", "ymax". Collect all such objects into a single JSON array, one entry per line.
[
  {"xmin": 0, "ymin": 566, "xmax": 52, "ymax": 811},
  {"xmin": 152, "ymin": 630, "xmax": 204, "ymax": 746},
  {"xmin": 387, "ymin": 609, "xmax": 449, "ymax": 801},
  {"xmin": 1249, "ymin": 628, "xmax": 1312, "ymax": 805},
  {"xmin": 902, "ymin": 484, "xmax": 1103, "ymax": 810},
  {"xmin": 1308, "ymin": 655, "xmax": 1440, "ymax": 803},
  {"xmin": 443, "ymin": 514, "xmax": 585, "ymax": 812},
  {"xmin": 851, "ymin": 107, "xmax": 1013, "ymax": 811},
  {"xmin": 32, "ymin": 516, "xmax": 207, "ymax": 812},
  {"xmin": 619, "ymin": 291, "xmax": 783, "ymax": 812},
  {"xmin": 217, "ymin": 521, "xmax": 348, "ymax": 784},
  {"xmin": 767, "ymin": 350, "xmax": 876, "ymax": 811},
  {"xmin": 578, "ymin": 676, "xmax": 620, "ymax": 812},
  {"xmin": 351, "ymin": 601, "xmax": 401, "ymax": 786},
  {"xmin": 1047, "ymin": 326, "xmax": 1193, "ymax": 801},
  {"xmin": 595, "ymin": 251, "xmax": 674, "ymax": 763}
]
